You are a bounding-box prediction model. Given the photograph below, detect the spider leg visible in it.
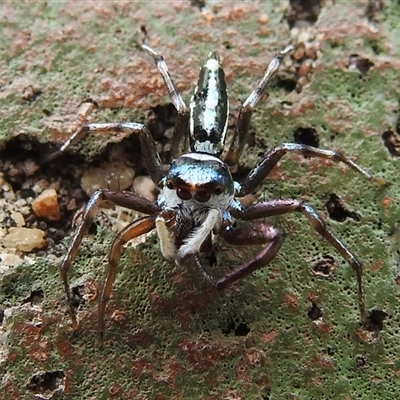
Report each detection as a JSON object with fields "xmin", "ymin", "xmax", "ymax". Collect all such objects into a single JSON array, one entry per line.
[
  {"xmin": 241, "ymin": 198, "xmax": 367, "ymax": 323},
  {"xmin": 239, "ymin": 143, "xmax": 388, "ymax": 196},
  {"xmin": 224, "ymin": 45, "xmax": 293, "ymax": 165},
  {"xmin": 47, "ymin": 122, "xmax": 163, "ymax": 184},
  {"xmin": 98, "ymin": 215, "xmax": 156, "ymax": 342},
  {"xmin": 201, "ymin": 222, "xmax": 284, "ymax": 289},
  {"xmin": 139, "ymin": 39, "xmax": 190, "ymax": 158},
  {"xmin": 60, "ymin": 189, "xmax": 160, "ymax": 331}
]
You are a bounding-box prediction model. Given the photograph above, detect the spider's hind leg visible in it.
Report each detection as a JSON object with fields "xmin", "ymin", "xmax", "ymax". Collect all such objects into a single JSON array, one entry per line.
[{"xmin": 241, "ymin": 198, "xmax": 367, "ymax": 324}]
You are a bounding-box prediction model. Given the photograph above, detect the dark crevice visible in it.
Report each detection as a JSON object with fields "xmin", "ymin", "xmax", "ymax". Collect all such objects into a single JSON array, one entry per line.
[
  {"xmin": 286, "ymin": 0, "xmax": 323, "ymax": 29},
  {"xmin": 312, "ymin": 255, "xmax": 336, "ymax": 277},
  {"xmin": 275, "ymin": 77, "xmax": 297, "ymax": 93},
  {"xmin": 348, "ymin": 54, "xmax": 374, "ymax": 74},
  {"xmin": 365, "ymin": 0, "xmax": 384, "ymax": 21},
  {"xmin": 22, "ymin": 289, "xmax": 44, "ymax": 305},
  {"xmin": 0, "ymin": 135, "xmax": 88, "ymax": 243},
  {"xmin": 323, "ymin": 347, "xmax": 335, "ymax": 356},
  {"xmin": 147, "ymin": 103, "xmax": 178, "ymax": 164},
  {"xmin": 325, "ymin": 193, "xmax": 361, "ymax": 222},
  {"xmin": 355, "ymin": 355, "xmax": 368, "ymax": 367},
  {"xmin": 382, "ymin": 129, "xmax": 400, "ymax": 157},
  {"xmin": 364, "ymin": 309, "xmax": 387, "ymax": 333},
  {"xmin": 262, "ymin": 388, "xmax": 272, "ymax": 400},
  {"xmin": 221, "ymin": 317, "xmax": 250, "ymax": 336},
  {"xmin": 293, "ymin": 127, "xmax": 319, "ymax": 147},
  {"xmin": 308, "ymin": 300, "xmax": 322, "ymax": 320},
  {"xmin": 190, "ymin": 0, "xmax": 206, "ymax": 10},
  {"xmin": 71, "ymin": 284, "xmax": 86, "ymax": 309},
  {"xmin": 0, "ymin": 112, "xmax": 165, "ymax": 243},
  {"xmin": 26, "ymin": 370, "xmax": 65, "ymax": 394},
  {"xmin": 21, "ymin": 85, "xmax": 43, "ymax": 102}
]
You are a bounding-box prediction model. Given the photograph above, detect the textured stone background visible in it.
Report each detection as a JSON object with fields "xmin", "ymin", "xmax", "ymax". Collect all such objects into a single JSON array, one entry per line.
[{"xmin": 0, "ymin": 1, "xmax": 399, "ymax": 399}]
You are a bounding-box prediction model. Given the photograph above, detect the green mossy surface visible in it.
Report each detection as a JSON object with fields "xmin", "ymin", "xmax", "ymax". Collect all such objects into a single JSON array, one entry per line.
[{"xmin": 1, "ymin": 1, "xmax": 399, "ymax": 399}]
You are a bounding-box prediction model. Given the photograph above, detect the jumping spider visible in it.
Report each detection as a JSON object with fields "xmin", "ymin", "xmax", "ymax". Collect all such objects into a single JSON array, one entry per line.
[{"xmin": 58, "ymin": 35, "xmax": 386, "ymax": 341}]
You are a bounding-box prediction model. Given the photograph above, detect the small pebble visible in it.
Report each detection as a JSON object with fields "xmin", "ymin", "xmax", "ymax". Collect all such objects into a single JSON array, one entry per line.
[
  {"xmin": 2, "ymin": 227, "xmax": 46, "ymax": 252},
  {"xmin": 22, "ymin": 159, "xmax": 40, "ymax": 177},
  {"xmin": 32, "ymin": 189, "xmax": 61, "ymax": 221},
  {"xmin": 10, "ymin": 211, "xmax": 25, "ymax": 227}
]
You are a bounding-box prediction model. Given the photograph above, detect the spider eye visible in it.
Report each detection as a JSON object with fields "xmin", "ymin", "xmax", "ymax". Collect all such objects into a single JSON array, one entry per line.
[
  {"xmin": 194, "ymin": 189, "xmax": 211, "ymax": 203},
  {"xmin": 214, "ymin": 187, "xmax": 223, "ymax": 195},
  {"xmin": 177, "ymin": 188, "xmax": 192, "ymax": 200},
  {"xmin": 166, "ymin": 180, "xmax": 174, "ymax": 190}
]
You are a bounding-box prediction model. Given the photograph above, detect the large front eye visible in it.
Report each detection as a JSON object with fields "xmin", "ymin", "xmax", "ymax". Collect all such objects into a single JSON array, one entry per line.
[
  {"xmin": 194, "ymin": 189, "xmax": 211, "ymax": 203},
  {"xmin": 166, "ymin": 180, "xmax": 174, "ymax": 190},
  {"xmin": 214, "ymin": 187, "xmax": 223, "ymax": 195},
  {"xmin": 177, "ymin": 188, "xmax": 192, "ymax": 200}
]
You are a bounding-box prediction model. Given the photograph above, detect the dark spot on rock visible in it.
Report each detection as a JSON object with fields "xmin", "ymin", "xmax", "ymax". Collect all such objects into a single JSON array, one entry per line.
[
  {"xmin": 312, "ymin": 255, "xmax": 336, "ymax": 277},
  {"xmin": 221, "ymin": 317, "xmax": 250, "ymax": 336},
  {"xmin": 148, "ymin": 103, "xmax": 177, "ymax": 141},
  {"xmin": 78, "ymin": 98, "xmax": 99, "ymax": 108},
  {"xmin": 147, "ymin": 103, "xmax": 178, "ymax": 164},
  {"xmin": 325, "ymin": 193, "xmax": 361, "ymax": 222},
  {"xmin": 286, "ymin": 0, "xmax": 323, "ymax": 29},
  {"xmin": 348, "ymin": 54, "xmax": 374, "ymax": 74},
  {"xmin": 382, "ymin": 129, "xmax": 400, "ymax": 157},
  {"xmin": 364, "ymin": 309, "xmax": 387, "ymax": 333},
  {"xmin": 262, "ymin": 388, "xmax": 272, "ymax": 400},
  {"xmin": 355, "ymin": 355, "xmax": 368, "ymax": 367},
  {"xmin": 365, "ymin": 0, "xmax": 384, "ymax": 21},
  {"xmin": 190, "ymin": 0, "xmax": 205, "ymax": 10},
  {"xmin": 21, "ymin": 85, "xmax": 43, "ymax": 102},
  {"xmin": 276, "ymin": 77, "xmax": 297, "ymax": 93},
  {"xmin": 223, "ymin": 41, "xmax": 232, "ymax": 50},
  {"xmin": 308, "ymin": 300, "xmax": 322, "ymax": 320},
  {"xmin": 71, "ymin": 285, "xmax": 86, "ymax": 309},
  {"xmin": 26, "ymin": 370, "xmax": 65, "ymax": 395},
  {"xmin": 323, "ymin": 347, "xmax": 335, "ymax": 356},
  {"xmin": 20, "ymin": 188, "xmax": 36, "ymax": 198},
  {"xmin": 293, "ymin": 127, "xmax": 319, "ymax": 147},
  {"xmin": 22, "ymin": 289, "xmax": 44, "ymax": 305},
  {"xmin": 206, "ymin": 252, "xmax": 218, "ymax": 268}
]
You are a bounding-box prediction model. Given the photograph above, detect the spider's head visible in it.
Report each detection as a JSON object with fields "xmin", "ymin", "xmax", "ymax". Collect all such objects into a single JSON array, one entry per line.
[{"xmin": 158, "ymin": 153, "xmax": 234, "ymax": 210}]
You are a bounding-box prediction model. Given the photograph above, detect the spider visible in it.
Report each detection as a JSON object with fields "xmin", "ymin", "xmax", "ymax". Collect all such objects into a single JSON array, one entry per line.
[{"xmin": 59, "ymin": 33, "xmax": 386, "ymax": 341}]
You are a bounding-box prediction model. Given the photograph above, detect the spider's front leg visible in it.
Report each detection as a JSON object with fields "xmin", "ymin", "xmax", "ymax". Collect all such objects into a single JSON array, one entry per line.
[
  {"xmin": 46, "ymin": 122, "xmax": 163, "ymax": 183},
  {"xmin": 241, "ymin": 199, "xmax": 368, "ymax": 323},
  {"xmin": 138, "ymin": 33, "xmax": 190, "ymax": 158},
  {"xmin": 224, "ymin": 45, "xmax": 293, "ymax": 165},
  {"xmin": 60, "ymin": 189, "xmax": 160, "ymax": 331},
  {"xmin": 239, "ymin": 143, "xmax": 388, "ymax": 196}
]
